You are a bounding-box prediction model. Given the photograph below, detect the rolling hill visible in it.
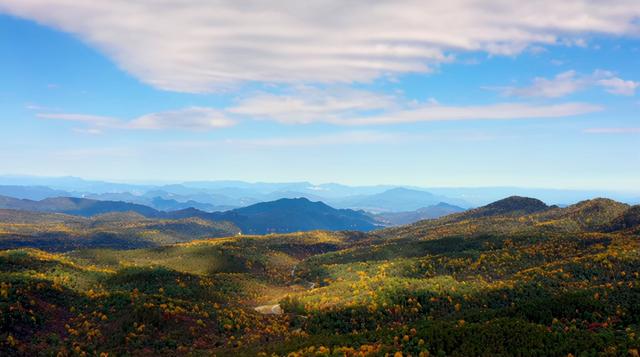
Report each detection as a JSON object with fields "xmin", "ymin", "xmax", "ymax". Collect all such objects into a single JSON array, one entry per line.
[
  {"xmin": 376, "ymin": 196, "xmax": 635, "ymax": 242},
  {"xmin": 0, "ymin": 209, "xmax": 240, "ymax": 251}
]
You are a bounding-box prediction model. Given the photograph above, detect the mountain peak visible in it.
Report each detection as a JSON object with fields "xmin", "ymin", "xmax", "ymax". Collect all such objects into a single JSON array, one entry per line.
[
  {"xmin": 484, "ymin": 196, "xmax": 548, "ymax": 211},
  {"xmin": 569, "ymin": 197, "xmax": 626, "ymax": 210},
  {"xmin": 226, "ymin": 197, "xmax": 379, "ymax": 234},
  {"xmin": 554, "ymin": 198, "xmax": 629, "ymax": 229},
  {"xmin": 458, "ymin": 196, "xmax": 549, "ymax": 220}
]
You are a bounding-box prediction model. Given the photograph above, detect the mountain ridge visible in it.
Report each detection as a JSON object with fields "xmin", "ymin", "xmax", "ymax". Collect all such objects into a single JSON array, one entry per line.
[{"xmin": 0, "ymin": 194, "xmax": 380, "ymax": 235}]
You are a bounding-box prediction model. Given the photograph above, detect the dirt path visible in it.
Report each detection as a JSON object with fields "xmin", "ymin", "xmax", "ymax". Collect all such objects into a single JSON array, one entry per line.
[{"xmin": 254, "ymin": 304, "xmax": 283, "ymax": 314}]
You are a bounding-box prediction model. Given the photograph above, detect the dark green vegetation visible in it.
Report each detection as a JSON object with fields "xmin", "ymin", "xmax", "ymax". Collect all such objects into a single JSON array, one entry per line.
[{"xmin": 1, "ymin": 196, "xmax": 639, "ymax": 356}]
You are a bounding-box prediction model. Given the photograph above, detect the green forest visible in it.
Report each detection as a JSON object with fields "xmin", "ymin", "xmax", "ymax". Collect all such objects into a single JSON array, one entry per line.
[{"xmin": 1, "ymin": 197, "xmax": 639, "ymax": 356}]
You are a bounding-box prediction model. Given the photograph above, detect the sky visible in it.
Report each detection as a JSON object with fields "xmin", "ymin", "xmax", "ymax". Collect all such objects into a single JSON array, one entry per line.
[{"xmin": 0, "ymin": 0, "xmax": 639, "ymax": 189}]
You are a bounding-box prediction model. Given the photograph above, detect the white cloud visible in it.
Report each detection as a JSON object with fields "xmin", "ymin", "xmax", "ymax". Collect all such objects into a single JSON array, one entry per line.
[
  {"xmin": 597, "ymin": 77, "xmax": 640, "ymax": 96},
  {"xmin": 1, "ymin": 0, "xmax": 639, "ymax": 92},
  {"xmin": 37, "ymin": 107, "xmax": 236, "ymax": 132},
  {"xmin": 228, "ymin": 87, "xmax": 397, "ymax": 124},
  {"xmin": 37, "ymin": 113, "xmax": 121, "ymax": 130},
  {"xmin": 342, "ymin": 102, "xmax": 602, "ymax": 125},
  {"xmin": 502, "ymin": 70, "xmax": 638, "ymax": 98},
  {"xmin": 228, "ymin": 89, "xmax": 602, "ymax": 125},
  {"xmin": 502, "ymin": 71, "xmax": 588, "ymax": 98},
  {"xmin": 129, "ymin": 107, "xmax": 235, "ymax": 130},
  {"xmin": 38, "ymin": 88, "xmax": 602, "ymax": 131}
]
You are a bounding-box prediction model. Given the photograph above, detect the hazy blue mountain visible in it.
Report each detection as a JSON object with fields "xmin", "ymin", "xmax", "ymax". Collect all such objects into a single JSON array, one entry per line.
[
  {"xmin": 261, "ymin": 190, "xmax": 326, "ymax": 202},
  {"xmin": 85, "ymin": 192, "xmax": 146, "ymax": 203},
  {"xmin": 142, "ymin": 189, "xmax": 242, "ymax": 205},
  {"xmin": 0, "ymin": 195, "xmax": 160, "ymax": 217},
  {"xmin": 149, "ymin": 197, "xmax": 233, "ymax": 212},
  {"xmin": 375, "ymin": 202, "xmax": 466, "ymax": 226},
  {"xmin": 165, "ymin": 198, "xmax": 381, "ymax": 234},
  {"xmin": 0, "ymin": 175, "xmax": 154, "ymax": 194},
  {"xmin": 333, "ymin": 187, "xmax": 469, "ymax": 212},
  {"xmin": 0, "ymin": 185, "xmax": 72, "ymax": 201},
  {"xmin": 214, "ymin": 198, "xmax": 381, "ymax": 234},
  {"xmin": 83, "ymin": 192, "xmax": 234, "ymax": 212},
  {"xmin": 2, "ymin": 176, "xmax": 639, "ymax": 209}
]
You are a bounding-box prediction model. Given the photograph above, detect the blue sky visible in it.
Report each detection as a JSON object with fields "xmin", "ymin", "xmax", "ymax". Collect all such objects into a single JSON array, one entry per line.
[{"xmin": 0, "ymin": 1, "xmax": 639, "ymax": 189}]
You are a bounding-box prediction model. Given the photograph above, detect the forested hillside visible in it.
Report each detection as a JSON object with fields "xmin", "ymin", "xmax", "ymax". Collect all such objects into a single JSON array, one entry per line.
[
  {"xmin": 0, "ymin": 197, "xmax": 639, "ymax": 356},
  {"xmin": 0, "ymin": 209, "xmax": 240, "ymax": 251}
]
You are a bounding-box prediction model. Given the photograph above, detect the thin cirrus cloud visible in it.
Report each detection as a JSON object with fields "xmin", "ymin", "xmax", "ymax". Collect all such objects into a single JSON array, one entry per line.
[
  {"xmin": 39, "ymin": 92, "xmax": 603, "ymax": 132},
  {"xmin": 128, "ymin": 107, "xmax": 235, "ymax": 130},
  {"xmin": 342, "ymin": 102, "xmax": 602, "ymax": 126},
  {"xmin": 37, "ymin": 107, "xmax": 236, "ymax": 133},
  {"xmin": 228, "ymin": 89, "xmax": 603, "ymax": 125},
  {"xmin": 1, "ymin": 0, "xmax": 639, "ymax": 92},
  {"xmin": 583, "ymin": 128, "xmax": 640, "ymax": 134},
  {"xmin": 501, "ymin": 70, "xmax": 639, "ymax": 98},
  {"xmin": 227, "ymin": 88, "xmax": 398, "ymax": 124}
]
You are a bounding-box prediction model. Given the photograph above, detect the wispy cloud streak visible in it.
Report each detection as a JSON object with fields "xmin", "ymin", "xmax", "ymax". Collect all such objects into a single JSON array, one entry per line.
[
  {"xmin": 37, "ymin": 107, "xmax": 236, "ymax": 133},
  {"xmin": 500, "ymin": 70, "xmax": 639, "ymax": 98}
]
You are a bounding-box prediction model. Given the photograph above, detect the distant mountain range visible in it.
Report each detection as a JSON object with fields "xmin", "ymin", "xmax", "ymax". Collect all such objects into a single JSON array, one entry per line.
[
  {"xmin": 0, "ymin": 176, "xmax": 638, "ymax": 216},
  {"xmin": 0, "ymin": 195, "xmax": 381, "ymax": 234},
  {"xmin": 374, "ymin": 202, "xmax": 466, "ymax": 225},
  {"xmin": 0, "ymin": 185, "xmax": 70, "ymax": 201},
  {"xmin": 332, "ymin": 187, "xmax": 469, "ymax": 212},
  {"xmin": 0, "ymin": 180, "xmax": 472, "ymax": 213},
  {"xmin": 0, "ymin": 195, "xmax": 159, "ymax": 217}
]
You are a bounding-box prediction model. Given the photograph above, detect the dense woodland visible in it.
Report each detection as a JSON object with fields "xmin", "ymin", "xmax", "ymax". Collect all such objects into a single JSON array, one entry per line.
[{"xmin": 0, "ymin": 196, "xmax": 639, "ymax": 356}]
